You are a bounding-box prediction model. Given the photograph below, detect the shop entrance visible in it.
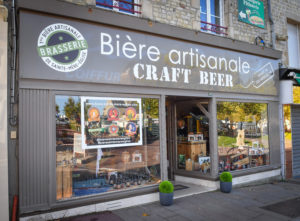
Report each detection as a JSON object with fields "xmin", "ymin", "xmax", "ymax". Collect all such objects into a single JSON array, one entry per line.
[{"xmin": 166, "ymin": 96, "xmax": 211, "ymax": 180}]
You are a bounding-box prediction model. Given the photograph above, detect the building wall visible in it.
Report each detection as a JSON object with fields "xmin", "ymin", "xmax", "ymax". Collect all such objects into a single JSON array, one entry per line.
[
  {"xmin": 14, "ymin": 0, "xmax": 283, "ymax": 215},
  {"xmin": 0, "ymin": 2, "xmax": 10, "ymax": 220},
  {"xmin": 271, "ymin": 0, "xmax": 300, "ymax": 66},
  {"xmin": 58, "ymin": 0, "xmax": 300, "ymax": 66}
]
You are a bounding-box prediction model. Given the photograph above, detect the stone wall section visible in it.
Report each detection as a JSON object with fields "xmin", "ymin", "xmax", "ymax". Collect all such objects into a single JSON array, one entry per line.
[{"xmin": 59, "ymin": 0, "xmax": 300, "ymax": 65}]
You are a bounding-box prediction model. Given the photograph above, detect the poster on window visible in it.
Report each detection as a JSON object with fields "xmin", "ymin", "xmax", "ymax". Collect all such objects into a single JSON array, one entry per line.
[{"xmin": 81, "ymin": 97, "xmax": 143, "ymax": 149}]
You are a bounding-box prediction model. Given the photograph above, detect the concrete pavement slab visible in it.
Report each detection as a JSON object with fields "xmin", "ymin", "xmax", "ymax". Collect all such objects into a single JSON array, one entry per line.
[{"xmin": 61, "ymin": 182, "xmax": 300, "ymax": 221}]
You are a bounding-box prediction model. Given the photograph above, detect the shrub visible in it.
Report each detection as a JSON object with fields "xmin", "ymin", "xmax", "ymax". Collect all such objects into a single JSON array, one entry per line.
[
  {"xmin": 159, "ymin": 181, "xmax": 174, "ymax": 193},
  {"xmin": 220, "ymin": 172, "xmax": 232, "ymax": 182}
]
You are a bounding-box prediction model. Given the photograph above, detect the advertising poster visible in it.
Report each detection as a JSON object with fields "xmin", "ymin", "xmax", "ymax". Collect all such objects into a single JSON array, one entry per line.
[
  {"xmin": 81, "ymin": 97, "xmax": 142, "ymax": 149},
  {"xmin": 238, "ymin": 0, "xmax": 265, "ymax": 29}
]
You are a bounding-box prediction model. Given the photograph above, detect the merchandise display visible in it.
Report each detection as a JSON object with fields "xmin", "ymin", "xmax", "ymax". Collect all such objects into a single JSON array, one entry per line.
[
  {"xmin": 56, "ymin": 96, "xmax": 161, "ymax": 200},
  {"xmin": 217, "ymin": 102, "xmax": 270, "ymax": 172}
]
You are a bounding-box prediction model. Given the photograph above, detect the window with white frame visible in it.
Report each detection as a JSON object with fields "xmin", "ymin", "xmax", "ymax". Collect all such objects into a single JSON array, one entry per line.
[
  {"xmin": 287, "ymin": 22, "xmax": 300, "ymax": 68},
  {"xmin": 96, "ymin": 0, "xmax": 141, "ymax": 15},
  {"xmin": 200, "ymin": 0, "xmax": 226, "ymax": 35}
]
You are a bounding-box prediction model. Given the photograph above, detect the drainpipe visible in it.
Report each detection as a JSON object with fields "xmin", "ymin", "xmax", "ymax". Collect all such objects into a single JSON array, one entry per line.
[
  {"xmin": 10, "ymin": 0, "xmax": 17, "ymax": 126},
  {"xmin": 279, "ymin": 102, "xmax": 286, "ymax": 180},
  {"xmin": 267, "ymin": 0, "xmax": 275, "ymax": 49}
]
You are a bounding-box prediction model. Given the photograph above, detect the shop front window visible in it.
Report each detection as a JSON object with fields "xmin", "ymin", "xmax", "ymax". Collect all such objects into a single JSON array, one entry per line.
[
  {"xmin": 217, "ymin": 102, "xmax": 269, "ymax": 172},
  {"xmin": 56, "ymin": 95, "xmax": 160, "ymax": 200}
]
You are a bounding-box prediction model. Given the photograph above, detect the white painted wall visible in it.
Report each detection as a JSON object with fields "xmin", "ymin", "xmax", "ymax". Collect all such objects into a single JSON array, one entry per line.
[{"xmin": 0, "ymin": 18, "xmax": 9, "ymax": 221}]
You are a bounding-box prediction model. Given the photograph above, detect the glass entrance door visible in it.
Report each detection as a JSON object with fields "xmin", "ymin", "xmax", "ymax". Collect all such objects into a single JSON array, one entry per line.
[
  {"xmin": 175, "ymin": 100, "xmax": 210, "ymax": 175},
  {"xmin": 166, "ymin": 96, "xmax": 211, "ymax": 178}
]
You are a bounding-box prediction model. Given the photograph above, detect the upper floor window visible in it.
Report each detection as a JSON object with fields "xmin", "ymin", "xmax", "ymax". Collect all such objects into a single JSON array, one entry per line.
[
  {"xmin": 200, "ymin": 0, "xmax": 227, "ymax": 35},
  {"xmin": 287, "ymin": 22, "xmax": 300, "ymax": 68},
  {"xmin": 96, "ymin": 0, "xmax": 141, "ymax": 15}
]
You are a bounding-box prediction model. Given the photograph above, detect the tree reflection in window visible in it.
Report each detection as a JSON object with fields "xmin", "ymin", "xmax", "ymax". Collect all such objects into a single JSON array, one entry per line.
[
  {"xmin": 56, "ymin": 96, "xmax": 160, "ymax": 200},
  {"xmin": 217, "ymin": 102, "xmax": 269, "ymax": 172}
]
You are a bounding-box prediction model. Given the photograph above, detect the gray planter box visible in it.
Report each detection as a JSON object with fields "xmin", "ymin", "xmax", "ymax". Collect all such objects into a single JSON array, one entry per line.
[
  {"xmin": 159, "ymin": 192, "xmax": 174, "ymax": 206},
  {"xmin": 220, "ymin": 181, "xmax": 232, "ymax": 193}
]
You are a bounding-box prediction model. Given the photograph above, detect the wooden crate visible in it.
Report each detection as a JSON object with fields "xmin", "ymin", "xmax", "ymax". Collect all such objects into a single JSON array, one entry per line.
[
  {"xmin": 63, "ymin": 167, "xmax": 73, "ymax": 198},
  {"xmin": 56, "ymin": 166, "xmax": 73, "ymax": 199},
  {"xmin": 178, "ymin": 141, "xmax": 207, "ymax": 161},
  {"xmin": 56, "ymin": 166, "xmax": 63, "ymax": 200},
  {"xmin": 185, "ymin": 160, "xmax": 194, "ymax": 171}
]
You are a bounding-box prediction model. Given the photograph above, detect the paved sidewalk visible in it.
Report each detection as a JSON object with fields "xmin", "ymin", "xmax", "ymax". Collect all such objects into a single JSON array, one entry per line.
[{"xmin": 112, "ymin": 181, "xmax": 300, "ymax": 221}]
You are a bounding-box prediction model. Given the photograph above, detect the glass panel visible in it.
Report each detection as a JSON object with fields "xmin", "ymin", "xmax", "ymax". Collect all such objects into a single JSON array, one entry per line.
[
  {"xmin": 200, "ymin": 0, "xmax": 207, "ymax": 30},
  {"xmin": 211, "ymin": 0, "xmax": 220, "ymax": 25},
  {"xmin": 217, "ymin": 102, "xmax": 269, "ymax": 172},
  {"xmin": 176, "ymin": 102, "xmax": 210, "ymax": 174},
  {"xmin": 287, "ymin": 23, "xmax": 300, "ymax": 68},
  {"xmin": 210, "ymin": 17, "xmax": 221, "ymax": 34},
  {"xmin": 210, "ymin": 0, "xmax": 215, "ymax": 24},
  {"xmin": 96, "ymin": 0, "xmax": 113, "ymax": 9},
  {"xmin": 56, "ymin": 96, "xmax": 160, "ymax": 200},
  {"xmin": 119, "ymin": 0, "xmax": 134, "ymax": 14}
]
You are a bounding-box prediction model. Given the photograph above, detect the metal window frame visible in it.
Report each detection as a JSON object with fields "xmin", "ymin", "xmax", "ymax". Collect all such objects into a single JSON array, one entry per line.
[
  {"xmin": 287, "ymin": 22, "xmax": 300, "ymax": 69},
  {"xmin": 215, "ymin": 98, "xmax": 276, "ymax": 175},
  {"xmin": 172, "ymin": 98, "xmax": 215, "ymax": 179},
  {"xmin": 95, "ymin": 0, "xmax": 141, "ymax": 17},
  {"xmin": 200, "ymin": 0, "xmax": 224, "ymax": 34},
  {"xmin": 49, "ymin": 90, "xmax": 165, "ymax": 208}
]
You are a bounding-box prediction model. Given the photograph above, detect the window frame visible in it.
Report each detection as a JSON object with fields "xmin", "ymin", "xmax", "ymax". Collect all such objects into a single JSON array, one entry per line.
[
  {"xmin": 200, "ymin": 0, "xmax": 225, "ymax": 35},
  {"xmin": 287, "ymin": 22, "xmax": 300, "ymax": 69},
  {"xmin": 50, "ymin": 90, "xmax": 163, "ymax": 205},
  {"xmin": 95, "ymin": 0, "xmax": 141, "ymax": 17},
  {"xmin": 216, "ymin": 99, "xmax": 271, "ymax": 174}
]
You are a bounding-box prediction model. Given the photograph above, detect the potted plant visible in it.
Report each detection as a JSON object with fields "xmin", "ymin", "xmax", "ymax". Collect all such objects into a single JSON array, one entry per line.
[
  {"xmin": 159, "ymin": 180, "xmax": 174, "ymax": 206},
  {"xmin": 220, "ymin": 171, "xmax": 232, "ymax": 193}
]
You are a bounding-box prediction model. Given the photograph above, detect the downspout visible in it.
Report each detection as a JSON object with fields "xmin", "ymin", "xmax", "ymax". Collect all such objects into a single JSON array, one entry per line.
[
  {"xmin": 10, "ymin": 0, "xmax": 17, "ymax": 126},
  {"xmin": 279, "ymin": 100, "xmax": 286, "ymax": 180},
  {"xmin": 267, "ymin": 0, "xmax": 275, "ymax": 49}
]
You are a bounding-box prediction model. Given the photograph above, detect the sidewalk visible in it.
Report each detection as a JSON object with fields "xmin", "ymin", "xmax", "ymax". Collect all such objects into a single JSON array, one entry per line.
[{"xmin": 65, "ymin": 180, "xmax": 300, "ymax": 221}]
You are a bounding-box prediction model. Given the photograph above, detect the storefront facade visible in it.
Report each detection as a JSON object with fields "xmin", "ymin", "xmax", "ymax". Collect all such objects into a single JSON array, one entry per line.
[{"xmin": 18, "ymin": 1, "xmax": 282, "ymax": 218}]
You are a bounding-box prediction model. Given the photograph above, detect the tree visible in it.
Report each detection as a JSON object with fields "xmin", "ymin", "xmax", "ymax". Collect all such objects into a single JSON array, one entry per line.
[
  {"xmin": 143, "ymin": 98, "xmax": 159, "ymax": 118},
  {"xmin": 217, "ymin": 102, "xmax": 267, "ymax": 123},
  {"xmin": 64, "ymin": 97, "xmax": 80, "ymax": 120},
  {"xmin": 56, "ymin": 104, "xmax": 59, "ymax": 114}
]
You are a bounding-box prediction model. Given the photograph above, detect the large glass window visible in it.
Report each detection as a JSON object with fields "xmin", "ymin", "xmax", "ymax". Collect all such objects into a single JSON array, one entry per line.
[
  {"xmin": 56, "ymin": 95, "xmax": 160, "ymax": 200},
  {"xmin": 217, "ymin": 102, "xmax": 269, "ymax": 172}
]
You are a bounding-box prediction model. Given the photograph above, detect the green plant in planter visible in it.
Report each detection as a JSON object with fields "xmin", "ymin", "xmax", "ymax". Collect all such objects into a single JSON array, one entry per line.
[
  {"xmin": 159, "ymin": 181, "xmax": 174, "ymax": 206},
  {"xmin": 220, "ymin": 172, "xmax": 232, "ymax": 182},
  {"xmin": 220, "ymin": 171, "xmax": 232, "ymax": 193},
  {"xmin": 159, "ymin": 181, "xmax": 174, "ymax": 193}
]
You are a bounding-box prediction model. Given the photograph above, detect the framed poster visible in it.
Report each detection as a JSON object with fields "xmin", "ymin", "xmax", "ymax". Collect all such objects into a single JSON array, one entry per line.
[{"xmin": 81, "ymin": 97, "xmax": 143, "ymax": 149}]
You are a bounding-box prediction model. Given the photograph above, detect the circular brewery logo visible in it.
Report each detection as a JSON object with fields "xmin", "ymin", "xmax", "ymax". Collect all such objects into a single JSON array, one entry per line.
[{"xmin": 37, "ymin": 23, "xmax": 88, "ymax": 72}]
